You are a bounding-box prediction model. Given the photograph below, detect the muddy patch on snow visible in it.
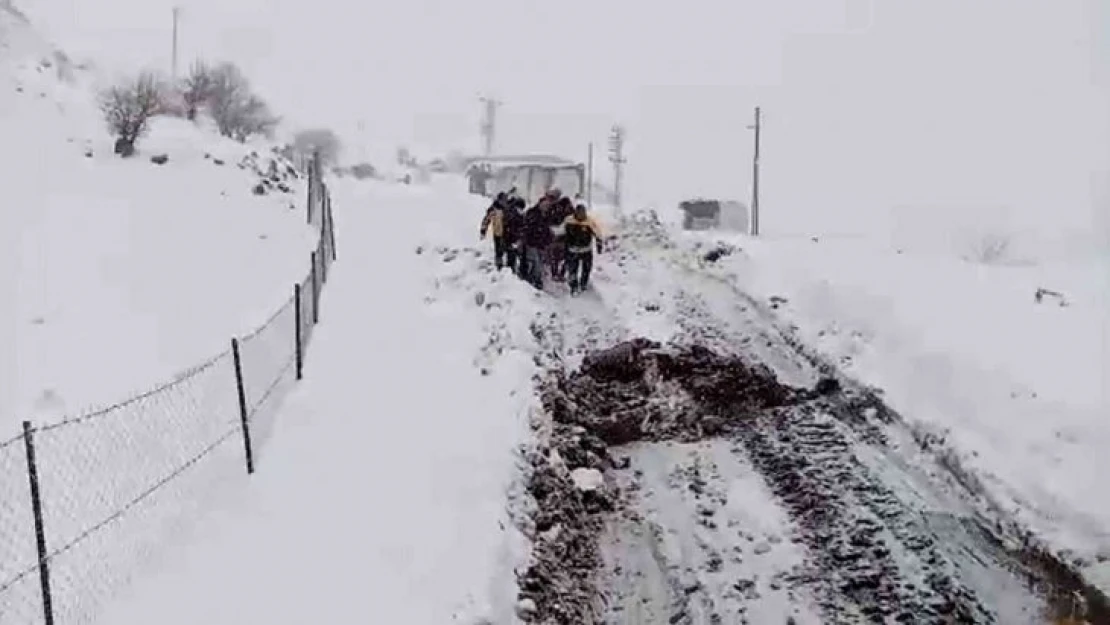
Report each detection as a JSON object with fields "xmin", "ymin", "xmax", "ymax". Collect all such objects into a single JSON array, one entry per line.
[{"xmin": 518, "ymin": 339, "xmax": 1108, "ymax": 624}]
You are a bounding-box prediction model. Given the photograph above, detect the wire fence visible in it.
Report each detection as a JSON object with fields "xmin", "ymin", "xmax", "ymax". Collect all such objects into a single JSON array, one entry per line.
[{"xmin": 0, "ymin": 152, "xmax": 338, "ymax": 625}]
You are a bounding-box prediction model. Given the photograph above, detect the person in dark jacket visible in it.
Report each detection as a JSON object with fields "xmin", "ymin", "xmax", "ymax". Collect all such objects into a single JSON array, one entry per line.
[
  {"xmin": 507, "ymin": 196, "xmax": 528, "ymax": 278},
  {"xmin": 521, "ymin": 202, "xmax": 554, "ymax": 288},
  {"xmin": 562, "ymin": 202, "xmax": 603, "ymax": 294},
  {"xmin": 547, "ymin": 196, "xmax": 575, "ymax": 281},
  {"xmin": 501, "ymin": 196, "xmax": 525, "ymax": 273},
  {"xmin": 518, "ymin": 193, "xmax": 552, "ymax": 282},
  {"xmin": 480, "ymin": 193, "xmax": 511, "ymax": 270}
]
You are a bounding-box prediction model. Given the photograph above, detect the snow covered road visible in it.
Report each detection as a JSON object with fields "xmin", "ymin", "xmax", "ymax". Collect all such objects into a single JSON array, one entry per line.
[
  {"xmin": 94, "ymin": 186, "xmax": 1104, "ymax": 625},
  {"xmin": 512, "ymin": 214, "xmax": 1104, "ymax": 624},
  {"xmin": 98, "ymin": 182, "xmax": 540, "ymax": 625}
]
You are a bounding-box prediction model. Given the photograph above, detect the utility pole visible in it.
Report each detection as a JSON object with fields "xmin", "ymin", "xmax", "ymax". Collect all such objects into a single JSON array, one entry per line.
[
  {"xmin": 608, "ymin": 124, "xmax": 627, "ymax": 211},
  {"xmin": 747, "ymin": 106, "xmax": 762, "ymax": 236},
  {"xmin": 171, "ymin": 6, "xmax": 181, "ymax": 79},
  {"xmin": 356, "ymin": 119, "xmax": 367, "ymax": 163},
  {"xmin": 586, "ymin": 142, "xmax": 594, "ymax": 207},
  {"xmin": 478, "ymin": 95, "xmax": 502, "ymax": 156}
]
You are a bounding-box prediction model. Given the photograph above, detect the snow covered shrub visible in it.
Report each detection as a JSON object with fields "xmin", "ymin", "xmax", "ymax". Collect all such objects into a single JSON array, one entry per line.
[
  {"xmin": 155, "ymin": 81, "xmax": 190, "ymax": 118},
  {"xmin": 180, "ymin": 60, "xmax": 217, "ymax": 121},
  {"xmin": 206, "ymin": 62, "xmax": 279, "ymax": 142},
  {"xmin": 396, "ymin": 146, "xmax": 416, "ymax": 168},
  {"xmin": 961, "ymin": 231, "xmax": 1012, "ymax": 265},
  {"xmin": 51, "ymin": 50, "xmax": 75, "ymax": 83},
  {"xmin": 273, "ymin": 143, "xmax": 300, "ymax": 169},
  {"xmin": 349, "ymin": 162, "xmax": 376, "ymax": 180},
  {"xmin": 292, "ymin": 128, "xmax": 342, "ymax": 166},
  {"xmin": 98, "ymin": 71, "xmax": 164, "ymax": 157}
]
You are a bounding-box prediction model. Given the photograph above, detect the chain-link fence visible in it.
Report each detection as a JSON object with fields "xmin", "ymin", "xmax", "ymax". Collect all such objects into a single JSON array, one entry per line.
[{"xmin": 0, "ymin": 153, "xmax": 338, "ymax": 625}]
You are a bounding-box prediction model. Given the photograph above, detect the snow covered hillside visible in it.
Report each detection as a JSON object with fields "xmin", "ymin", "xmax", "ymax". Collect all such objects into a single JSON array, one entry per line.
[{"xmin": 0, "ymin": 7, "xmax": 316, "ymax": 436}]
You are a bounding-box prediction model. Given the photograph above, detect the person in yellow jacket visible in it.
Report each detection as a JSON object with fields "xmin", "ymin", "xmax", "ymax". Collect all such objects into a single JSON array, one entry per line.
[
  {"xmin": 562, "ymin": 202, "xmax": 603, "ymax": 295},
  {"xmin": 479, "ymin": 193, "xmax": 514, "ymax": 271}
]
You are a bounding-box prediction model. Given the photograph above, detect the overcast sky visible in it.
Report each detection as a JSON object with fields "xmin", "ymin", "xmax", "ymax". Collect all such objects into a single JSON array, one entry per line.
[{"xmin": 22, "ymin": 0, "xmax": 1108, "ymax": 238}]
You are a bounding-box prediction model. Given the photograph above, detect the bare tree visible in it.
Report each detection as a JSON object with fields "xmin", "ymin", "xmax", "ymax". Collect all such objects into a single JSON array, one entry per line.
[
  {"xmin": 396, "ymin": 146, "xmax": 416, "ymax": 167},
  {"xmin": 99, "ymin": 71, "xmax": 164, "ymax": 157},
  {"xmin": 207, "ymin": 62, "xmax": 279, "ymax": 142},
  {"xmin": 349, "ymin": 163, "xmax": 376, "ymax": 180},
  {"xmin": 207, "ymin": 62, "xmax": 247, "ymax": 136},
  {"xmin": 230, "ymin": 93, "xmax": 279, "ymax": 141},
  {"xmin": 293, "ymin": 128, "xmax": 342, "ymax": 166},
  {"xmin": 963, "ymin": 231, "xmax": 1012, "ymax": 265},
  {"xmin": 181, "ymin": 59, "xmax": 216, "ymax": 121}
]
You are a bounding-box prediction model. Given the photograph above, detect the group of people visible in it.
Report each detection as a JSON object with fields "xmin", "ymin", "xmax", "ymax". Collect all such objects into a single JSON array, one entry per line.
[{"xmin": 479, "ymin": 187, "xmax": 603, "ymax": 295}]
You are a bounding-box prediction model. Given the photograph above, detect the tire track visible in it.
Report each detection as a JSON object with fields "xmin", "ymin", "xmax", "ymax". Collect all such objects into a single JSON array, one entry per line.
[{"xmin": 468, "ymin": 215, "xmax": 1107, "ymax": 624}]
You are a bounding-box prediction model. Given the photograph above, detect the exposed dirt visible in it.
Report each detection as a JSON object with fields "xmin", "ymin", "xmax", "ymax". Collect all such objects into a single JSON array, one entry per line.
[
  {"xmin": 544, "ymin": 339, "xmax": 804, "ymax": 446},
  {"xmin": 516, "ymin": 423, "xmax": 615, "ymax": 624},
  {"xmin": 517, "ymin": 340, "xmax": 1108, "ymax": 625}
]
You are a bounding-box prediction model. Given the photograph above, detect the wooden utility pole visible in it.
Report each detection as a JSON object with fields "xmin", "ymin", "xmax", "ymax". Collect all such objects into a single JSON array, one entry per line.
[
  {"xmin": 748, "ymin": 106, "xmax": 762, "ymax": 236},
  {"xmin": 608, "ymin": 125, "xmax": 627, "ymax": 211},
  {"xmin": 171, "ymin": 7, "xmax": 181, "ymax": 79},
  {"xmin": 586, "ymin": 142, "xmax": 594, "ymax": 207},
  {"xmin": 478, "ymin": 96, "xmax": 502, "ymax": 156}
]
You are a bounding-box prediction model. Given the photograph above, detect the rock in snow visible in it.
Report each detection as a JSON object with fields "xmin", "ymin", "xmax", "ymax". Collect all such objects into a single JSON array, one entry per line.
[{"xmin": 570, "ymin": 467, "xmax": 604, "ymax": 492}]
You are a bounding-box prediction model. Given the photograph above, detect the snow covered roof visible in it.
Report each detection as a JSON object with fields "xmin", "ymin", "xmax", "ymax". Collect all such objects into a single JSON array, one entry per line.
[{"xmin": 465, "ymin": 154, "xmax": 582, "ymax": 169}]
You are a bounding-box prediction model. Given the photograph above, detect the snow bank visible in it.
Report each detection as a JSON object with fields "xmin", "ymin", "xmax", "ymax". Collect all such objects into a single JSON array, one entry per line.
[
  {"xmin": 687, "ymin": 230, "xmax": 1110, "ymax": 589},
  {"xmin": 97, "ymin": 178, "xmax": 546, "ymax": 624},
  {"xmin": 0, "ymin": 20, "xmax": 316, "ymax": 436}
]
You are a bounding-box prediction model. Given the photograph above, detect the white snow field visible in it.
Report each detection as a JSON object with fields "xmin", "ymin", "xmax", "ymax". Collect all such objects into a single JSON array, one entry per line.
[
  {"xmin": 0, "ymin": 160, "xmax": 1087, "ymax": 623},
  {"xmin": 90, "ymin": 177, "xmax": 1107, "ymax": 622},
  {"xmin": 1, "ymin": 4, "xmax": 1105, "ymax": 621},
  {"xmin": 0, "ymin": 5, "xmax": 316, "ymax": 437},
  {"xmin": 96, "ymin": 177, "xmax": 546, "ymax": 625},
  {"xmin": 683, "ymin": 230, "xmax": 1110, "ymax": 591}
]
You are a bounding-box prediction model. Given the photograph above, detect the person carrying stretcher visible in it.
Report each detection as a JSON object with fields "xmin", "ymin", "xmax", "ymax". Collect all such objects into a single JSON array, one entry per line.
[
  {"xmin": 479, "ymin": 192, "xmax": 513, "ymax": 270},
  {"xmin": 562, "ymin": 202, "xmax": 603, "ymax": 295},
  {"xmin": 547, "ymin": 195, "xmax": 575, "ymax": 281}
]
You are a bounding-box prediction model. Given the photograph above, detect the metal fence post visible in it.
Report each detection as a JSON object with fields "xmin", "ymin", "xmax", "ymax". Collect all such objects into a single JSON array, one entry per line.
[
  {"xmin": 230, "ymin": 339, "xmax": 255, "ymax": 474},
  {"xmin": 320, "ymin": 189, "xmax": 330, "ymax": 273},
  {"xmin": 22, "ymin": 421, "xmax": 55, "ymax": 625},
  {"xmin": 327, "ymin": 192, "xmax": 337, "ymax": 262},
  {"xmin": 319, "ymin": 214, "xmax": 329, "ymax": 286},
  {"xmin": 310, "ymin": 251, "xmax": 320, "ymax": 325},
  {"xmin": 294, "ymin": 283, "xmax": 304, "ymax": 380},
  {"xmin": 306, "ymin": 169, "xmax": 313, "ymax": 224}
]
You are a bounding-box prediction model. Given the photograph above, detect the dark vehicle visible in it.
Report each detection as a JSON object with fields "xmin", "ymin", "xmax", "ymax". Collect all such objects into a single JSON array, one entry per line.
[
  {"xmin": 679, "ymin": 198, "xmax": 750, "ymax": 232},
  {"xmin": 679, "ymin": 199, "xmax": 722, "ymax": 230}
]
